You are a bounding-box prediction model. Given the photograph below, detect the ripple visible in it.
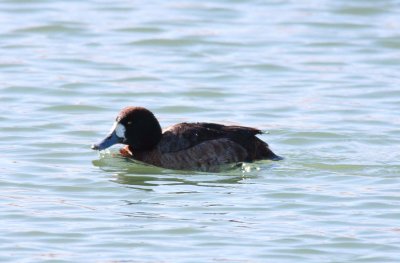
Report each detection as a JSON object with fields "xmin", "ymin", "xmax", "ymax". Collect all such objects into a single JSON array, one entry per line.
[
  {"xmin": 231, "ymin": 63, "xmax": 292, "ymax": 72},
  {"xmin": 375, "ymin": 36, "xmax": 400, "ymax": 49},
  {"xmin": 40, "ymin": 104, "xmax": 107, "ymax": 113},
  {"xmin": 127, "ymin": 38, "xmax": 200, "ymax": 47},
  {"xmin": 115, "ymin": 26, "xmax": 165, "ymax": 33},
  {"xmin": 339, "ymin": 7, "xmax": 390, "ymax": 16},
  {"xmin": 158, "ymin": 105, "xmax": 212, "ymax": 113},
  {"xmin": 299, "ymin": 22, "xmax": 373, "ymax": 29},
  {"xmin": 126, "ymin": 38, "xmax": 246, "ymax": 48},
  {"xmin": 14, "ymin": 24, "xmax": 87, "ymax": 34}
]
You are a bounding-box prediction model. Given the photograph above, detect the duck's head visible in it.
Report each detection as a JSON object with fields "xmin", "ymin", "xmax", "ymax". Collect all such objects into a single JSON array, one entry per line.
[{"xmin": 91, "ymin": 106, "xmax": 162, "ymax": 151}]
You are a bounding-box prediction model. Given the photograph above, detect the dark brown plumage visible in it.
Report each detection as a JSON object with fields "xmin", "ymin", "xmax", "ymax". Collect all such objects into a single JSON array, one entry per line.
[{"xmin": 92, "ymin": 106, "xmax": 281, "ymax": 172}]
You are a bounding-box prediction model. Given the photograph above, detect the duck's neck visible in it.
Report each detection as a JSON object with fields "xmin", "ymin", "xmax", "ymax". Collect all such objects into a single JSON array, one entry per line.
[{"xmin": 125, "ymin": 145, "xmax": 162, "ymax": 166}]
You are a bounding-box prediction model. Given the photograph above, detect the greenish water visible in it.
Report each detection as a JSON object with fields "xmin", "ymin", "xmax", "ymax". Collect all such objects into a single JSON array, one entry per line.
[{"xmin": 1, "ymin": 0, "xmax": 400, "ymax": 262}]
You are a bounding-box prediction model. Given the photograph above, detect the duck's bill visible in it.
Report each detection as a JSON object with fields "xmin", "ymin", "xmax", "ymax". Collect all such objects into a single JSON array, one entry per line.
[{"xmin": 91, "ymin": 130, "xmax": 123, "ymax": 151}]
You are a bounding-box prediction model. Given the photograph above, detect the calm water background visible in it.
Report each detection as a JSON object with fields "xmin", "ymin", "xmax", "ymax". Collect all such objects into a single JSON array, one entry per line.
[{"xmin": 1, "ymin": 0, "xmax": 400, "ymax": 262}]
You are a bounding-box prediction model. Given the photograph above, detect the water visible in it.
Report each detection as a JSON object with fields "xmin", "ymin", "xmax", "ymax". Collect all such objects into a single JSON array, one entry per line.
[{"xmin": 1, "ymin": 0, "xmax": 400, "ymax": 262}]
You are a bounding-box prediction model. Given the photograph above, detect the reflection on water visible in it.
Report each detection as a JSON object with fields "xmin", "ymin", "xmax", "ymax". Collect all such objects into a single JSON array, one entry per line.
[
  {"xmin": 92, "ymin": 150, "xmax": 262, "ymax": 189},
  {"xmin": 113, "ymin": 173, "xmax": 248, "ymax": 190}
]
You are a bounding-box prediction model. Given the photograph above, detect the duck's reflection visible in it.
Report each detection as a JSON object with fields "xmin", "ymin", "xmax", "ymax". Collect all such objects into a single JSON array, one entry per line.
[{"xmin": 92, "ymin": 151, "xmax": 262, "ymax": 190}]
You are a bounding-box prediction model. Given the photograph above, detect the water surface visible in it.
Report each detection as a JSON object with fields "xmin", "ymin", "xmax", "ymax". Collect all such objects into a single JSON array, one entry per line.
[{"xmin": 1, "ymin": 0, "xmax": 400, "ymax": 262}]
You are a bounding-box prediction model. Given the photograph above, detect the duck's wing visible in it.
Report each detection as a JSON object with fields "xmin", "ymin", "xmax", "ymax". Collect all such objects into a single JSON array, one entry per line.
[{"xmin": 158, "ymin": 122, "xmax": 264, "ymax": 153}]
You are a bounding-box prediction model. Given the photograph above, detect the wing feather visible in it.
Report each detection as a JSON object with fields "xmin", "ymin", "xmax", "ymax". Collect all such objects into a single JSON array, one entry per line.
[{"xmin": 158, "ymin": 122, "xmax": 262, "ymax": 153}]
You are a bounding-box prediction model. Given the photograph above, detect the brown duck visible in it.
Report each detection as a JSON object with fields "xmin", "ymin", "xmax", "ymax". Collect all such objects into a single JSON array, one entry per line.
[{"xmin": 91, "ymin": 107, "xmax": 281, "ymax": 171}]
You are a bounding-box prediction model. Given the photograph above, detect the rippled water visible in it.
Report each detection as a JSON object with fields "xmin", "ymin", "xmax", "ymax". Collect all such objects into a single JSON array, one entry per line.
[{"xmin": 1, "ymin": 0, "xmax": 400, "ymax": 262}]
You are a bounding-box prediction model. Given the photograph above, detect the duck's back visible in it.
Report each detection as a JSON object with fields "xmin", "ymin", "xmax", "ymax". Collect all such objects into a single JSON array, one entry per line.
[{"xmin": 131, "ymin": 122, "xmax": 279, "ymax": 171}]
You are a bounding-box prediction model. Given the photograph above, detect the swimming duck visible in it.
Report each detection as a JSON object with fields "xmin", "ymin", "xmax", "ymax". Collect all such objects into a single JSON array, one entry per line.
[{"xmin": 91, "ymin": 106, "xmax": 281, "ymax": 171}]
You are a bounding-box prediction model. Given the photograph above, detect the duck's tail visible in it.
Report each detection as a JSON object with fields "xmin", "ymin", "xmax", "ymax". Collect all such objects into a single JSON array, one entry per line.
[{"xmin": 254, "ymin": 137, "xmax": 283, "ymax": 161}]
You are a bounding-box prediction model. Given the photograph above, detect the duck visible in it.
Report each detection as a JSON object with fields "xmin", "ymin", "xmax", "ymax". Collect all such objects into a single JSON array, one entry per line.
[{"xmin": 91, "ymin": 106, "xmax": 281, "ymax": 172}]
